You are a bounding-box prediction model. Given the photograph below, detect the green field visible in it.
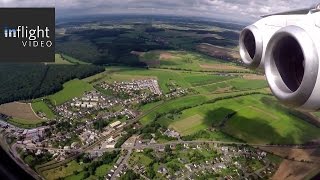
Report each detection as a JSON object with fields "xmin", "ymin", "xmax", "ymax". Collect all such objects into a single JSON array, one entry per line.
[
  {"xmin": 194, "ymin": 78, "xmax": 268, "ymax": 93},
  {"xmin": 8, "ymin": 117, "xmax": 45, "ymax": 128},
  {"xmin": 92, "ymin": 67, "xmax": 264, "ymax": 96},
  {"xmin": 141, "ymin": 51, "xmax": 247, "ymax": 72},
  {"xmin": 183, "ymin": 74, "xmax": 235, "ymax": 86},
  {"xmin": 129, "ymin": 152, "xmax": 154, "ymax": 167},
  {"xmin": 166, "ymin": 95, "xmax": 320, "ymax": 144},
  {"xmin": 31, "ymin": 100, "xmax": 55, "ymax": 119},
  {"xmin": 48, "ymin": 79, "xmax": 94, "ymax": 105},
  {"xmin": 112, "ymin": 68, "xmax": 190, "ymax": 93},
  {"xmin": 54, "ymin": 53, "xmax": 90, "ymax": 65},
  {"xmin": 54, "ymin": 54, "xmax": 73, "ymax": 64},
  {"xmin": 139, "ymin": 95, "xmax": 208, "ymax": 125},
  {"xmin": 61, "ymin": 54, "xmax": 91, "ymax": 65},
  {"xmin": 169, "ymin": 114, "xmax": 206, "ymax": 136},
  {"xmin": 42, "ymin": 160, "xmax": 84, "ymax": 180},
  {"xmin": 97, "ymin": 67, "xmax": 246, "ymax": 94},
  {"xmin": 95, "ymin": 164, "xmax": 112, "ymax": 177}
]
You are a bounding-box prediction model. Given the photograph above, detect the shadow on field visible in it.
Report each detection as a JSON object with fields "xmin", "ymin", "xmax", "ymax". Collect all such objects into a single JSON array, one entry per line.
[
  {"xmin": 204, "ymin": 107, "xmax": 236, "ymax": 127},
  {"xmin": 261, "ymin": 96, "xmax": 320, "ymax": 127},
  {"xmin": 204, "ymin": 108, "xmax": 297, "ymax": 145}
]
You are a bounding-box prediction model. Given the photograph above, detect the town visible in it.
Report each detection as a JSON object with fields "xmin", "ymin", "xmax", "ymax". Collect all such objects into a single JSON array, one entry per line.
[{"xmin": 0, "ymin": 78, "xmax": 281, "ymax": 179}]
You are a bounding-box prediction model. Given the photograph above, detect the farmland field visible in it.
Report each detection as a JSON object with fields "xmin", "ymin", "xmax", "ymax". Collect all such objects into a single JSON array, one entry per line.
[
  {"xmin": 139, "ymin": 95, "xmax": 208, "ymax": 125},
  {"xmin": 48, "ymin": 79, "xmax": 94, "ymax": 105},
  {"xmin": 183, "ymin": 74, "xmax": 235, "ymax": 86},
  {"xmin": 166, "ymin": 95, "xmax": 320, "ymax": 144},
  {"xmin": 31, "ymin": 100, "xmax": 55, "ymax": 119},
  {"xmin": 53, "ymin": 54, "xmax": 72, "ymax": 64},
  {"xmin": 0, "ymin": 102, "xmax": 41, "ymax": 121},
  {"xmin": 102, "ymin": 67, "xmax": 247, "ymax": 94},
  {"xmin": 169, "ymin": 114, "xmax": 206, "ymax": 136},
  {"xmin": 61, "ymin": 54, "xmax": 91, "ymax": 65},
  {"xmin": 194, "ymin": 78, "xmax": 268, "ymax": 93},
  {"xmin": 141, "ymin": 50, "xmax": 248, "ymax": 72}
]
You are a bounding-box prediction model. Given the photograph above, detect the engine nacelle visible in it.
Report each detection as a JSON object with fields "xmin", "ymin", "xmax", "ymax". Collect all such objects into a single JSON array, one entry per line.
[
  {"xmin": 239, "ymin": 16, "xmax": 286, "ymax": 69},
  {"xmin": 239, "ymin": 11, "xmax": 320, "ymax": 111}
]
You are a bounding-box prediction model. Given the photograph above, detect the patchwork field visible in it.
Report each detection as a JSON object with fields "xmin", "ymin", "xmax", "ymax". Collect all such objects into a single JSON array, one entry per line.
[
  {"xmin": 140, "ymin": 50, "xmax": 247, "ymax": 72},
  {"xmin": 194, "ymin": 78, "xmax": 268, "ymax": 93},
  {"xmin": 99, "ymin": 67, "xmax": 262, "ymax": 95},
  {"xmin": 196, "ymin": 43, "xmax": 241, "ymax": 61},
  {"xmin": 48, "ymin": 79, "xmax": 94, "ymax": 105},
  {"xmin": 164, "ymin": 95, "xmax": 320, "ymax": 144}
]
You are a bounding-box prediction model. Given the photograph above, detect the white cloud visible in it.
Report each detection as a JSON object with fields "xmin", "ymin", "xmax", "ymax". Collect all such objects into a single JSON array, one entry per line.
[{"xmin": 0, "ymin": 0, "xmax": 317, "ymax": 22}]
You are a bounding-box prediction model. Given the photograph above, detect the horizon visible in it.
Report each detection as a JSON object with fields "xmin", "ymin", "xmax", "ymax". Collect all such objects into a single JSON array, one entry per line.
[
  {"xmin": 55, "ymin": 13, "xmax": 250, "ymax": 26},
  {"xmin": 0, "ymin": 0, "xmax": 316, "ymax": 23}
]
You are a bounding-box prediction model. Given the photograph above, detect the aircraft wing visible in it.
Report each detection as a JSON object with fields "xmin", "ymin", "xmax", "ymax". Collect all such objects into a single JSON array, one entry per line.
[{"xmin": 261, "ymin": 4, "xmax": 320, "ymax": 18}]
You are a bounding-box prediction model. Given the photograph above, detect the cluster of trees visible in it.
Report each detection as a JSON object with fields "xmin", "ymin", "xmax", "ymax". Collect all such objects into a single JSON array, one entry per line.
[
  {"xmin": 76, "ymin": 151, "xmax": 120, "ymax": 178},
  {"xmin": 139, "ymin": 146, "xmax": 179, "ymax": 178},
  {"xmin": 22, "ymin": 151, "xmax": 53, "ymax": 169},
  {"xmin": 115, "ymin": 125, "xmax": 137, "ymax": 148},
  {"xmin": 93, "ymin": 120, "xmax": 109, "ymax": 131},
  {"xmin": 120, "ymin": 169, "xmax": 140, "ymax": 180},
  {"xmin": 140, "ymin": 121, "xmax": 162, "ymax": 134},
  {"xmin": 139, "ymin": 121, "xmax": 177, "ymax": 141},
  {"xmin": 0, "ymin": 64, "xmax": 104, "ymax": 104}
]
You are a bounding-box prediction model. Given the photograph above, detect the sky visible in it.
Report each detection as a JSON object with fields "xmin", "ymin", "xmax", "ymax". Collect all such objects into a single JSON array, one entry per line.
[{"xmin": 0, "ymin": 0, "xmax": 317, "ymax": 22}]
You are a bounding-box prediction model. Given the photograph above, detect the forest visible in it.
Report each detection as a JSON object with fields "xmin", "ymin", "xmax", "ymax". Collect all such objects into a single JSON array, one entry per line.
[
  {"xmin": 56, "ymin": 16, "xmax": 240, "ymax": 66},
  {"xmin": 0, "ymin": 64, "xmax": 104, "ymax": 104}
]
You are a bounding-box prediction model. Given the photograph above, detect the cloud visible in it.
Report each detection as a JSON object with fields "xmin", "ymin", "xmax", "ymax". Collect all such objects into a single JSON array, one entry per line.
[{"xmin": 0, "ymin": 0, "xmax": 317, "ymax": 22}]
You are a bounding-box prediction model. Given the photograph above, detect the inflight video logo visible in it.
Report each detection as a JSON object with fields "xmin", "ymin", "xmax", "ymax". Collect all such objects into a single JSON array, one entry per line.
[
  {"xmin": 0, "ymin": 8, "xmax": 55, "ymax": 63},
  {"xmin": 4, "ymin": 26, "xmax": 53, "ymax": 48}
]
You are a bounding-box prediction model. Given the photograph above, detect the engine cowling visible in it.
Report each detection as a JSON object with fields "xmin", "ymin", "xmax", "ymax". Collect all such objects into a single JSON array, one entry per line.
[
  {"xmin": 239, "ymin": 25, "xmax": 263, "ymax": 68},
  {"xmin": 264, "ymin": 24, "xmax": 320, "ymax": 111},
  {"xmin": 239, "ymin": 12, "xmax": 320, "ymax": 111},
  {"xmin": 239, "ymin": 16, "xmax": 285, "ymax": 69}
]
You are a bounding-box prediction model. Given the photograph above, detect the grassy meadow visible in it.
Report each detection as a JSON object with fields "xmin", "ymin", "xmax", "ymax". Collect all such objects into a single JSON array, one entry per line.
[
  {"xmin": 163, "ymin": 95, "xmax": 320, "ymax": 144},
  {"xmin": 31, "ymin": 100, "xmax": 55, "ymax": 119},
  {"xmin": 48, "ymin": 79, "xmax": 94, "ymax": 105}
]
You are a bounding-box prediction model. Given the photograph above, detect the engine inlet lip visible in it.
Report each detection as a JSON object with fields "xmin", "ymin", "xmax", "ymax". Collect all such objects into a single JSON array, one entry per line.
[
  {"xmin": 264, "ymin": 25, "xmax": 318, "ymax": 107},
  {"xmin": 239, "ymin": 25, "xmax": 263, "ymax": 69}
]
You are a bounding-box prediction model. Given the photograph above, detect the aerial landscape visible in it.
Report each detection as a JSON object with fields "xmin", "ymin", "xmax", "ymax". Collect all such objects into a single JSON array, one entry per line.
[{"xmin": 0, "ymin": 0, "xmax": 320, "ymax": 180}]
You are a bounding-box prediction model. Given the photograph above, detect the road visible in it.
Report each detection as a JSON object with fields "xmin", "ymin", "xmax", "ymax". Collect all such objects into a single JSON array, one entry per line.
[
  {"xmin": 33, "ymin": 100, "xmax": 167, "ymax": 173},
  {"xmin": 20, "ymin": 139, "xmax": 320, "ymax": 154},
  {"xmin": 110, "ymin": 149, "xmax": 132, "ymax": 180}
]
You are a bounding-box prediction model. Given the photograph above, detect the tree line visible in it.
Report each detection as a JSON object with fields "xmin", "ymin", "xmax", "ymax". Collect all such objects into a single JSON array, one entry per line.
[{"xmin": 0, "ymin": 64, "xmax": 104, "ymax": 104}]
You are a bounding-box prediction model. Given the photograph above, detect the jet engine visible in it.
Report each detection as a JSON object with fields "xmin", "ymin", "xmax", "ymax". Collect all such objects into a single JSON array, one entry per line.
[{"xmin": 239, "ymin": 6, "xmax": 320, "ymax": 111}]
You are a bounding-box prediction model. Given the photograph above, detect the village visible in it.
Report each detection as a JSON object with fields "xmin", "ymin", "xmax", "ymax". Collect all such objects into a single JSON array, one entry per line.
[
  {"xmin": 0, "ymin": 78, "xmax": 281, "ymax": 180},
  {"xmin": 102, "ymin": 142, "xmax": 277, "ymax": 180},
  {"xmin": 0, "ymin": 79, "xmax": 165, "ymax": 163}
]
